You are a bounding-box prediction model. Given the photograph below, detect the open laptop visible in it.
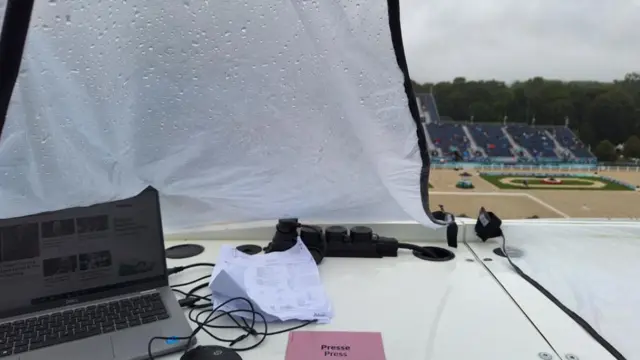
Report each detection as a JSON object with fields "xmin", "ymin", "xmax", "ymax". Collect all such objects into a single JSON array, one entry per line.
[{"xmin": 0, "ymin": 187, "xmax": 193, "ymax": 359}]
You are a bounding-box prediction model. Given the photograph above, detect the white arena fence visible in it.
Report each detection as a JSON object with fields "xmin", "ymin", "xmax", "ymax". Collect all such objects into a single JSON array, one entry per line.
[{"xmin": 430, "ymin": 162, "xmax": 640, "ymax": 172}]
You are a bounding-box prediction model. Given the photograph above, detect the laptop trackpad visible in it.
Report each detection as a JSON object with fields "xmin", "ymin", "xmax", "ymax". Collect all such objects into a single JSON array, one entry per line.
[{"xmin": 21, "ymin": 336, "xmax": 114, "ymax": 360}]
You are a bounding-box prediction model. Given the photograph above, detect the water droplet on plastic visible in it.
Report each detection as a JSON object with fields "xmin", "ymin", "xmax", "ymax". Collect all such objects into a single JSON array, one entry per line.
[
  {"xmin": 241, "ymin": 27, "xmax": 247, "ymax": 33},
  {"xmin": 224, "ymin": 30, "xmax": 231, "ymax": 37},
  {"xmin": 48, "ymin": 0, "xmax": 57, "ymax": 5},
  {"xmin": 192, "ymin": 40, "xmax": 199, "ymax": 47},
  {"xmin": 55, "ymin": 15, "xmax": 61, "ymax": 22}
]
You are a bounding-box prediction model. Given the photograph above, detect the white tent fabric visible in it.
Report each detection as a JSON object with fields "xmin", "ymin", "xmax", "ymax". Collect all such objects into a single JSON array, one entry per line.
[
  {"xmin": 0, "ymin": 0, "xmax": 437, "ymax": 231},
  {"xmin": 503, "ymin": 223, "xmax": 640, "ymax": 360}
]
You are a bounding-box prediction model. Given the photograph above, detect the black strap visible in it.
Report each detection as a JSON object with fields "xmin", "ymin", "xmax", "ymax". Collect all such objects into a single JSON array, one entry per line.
[
  {"xmin": 386, "ymin": 0, "xmax": 443, "ymax": 225},
  {"xmin": 0, "ymin": 0, "xmax": 35, "ymax": 140}
]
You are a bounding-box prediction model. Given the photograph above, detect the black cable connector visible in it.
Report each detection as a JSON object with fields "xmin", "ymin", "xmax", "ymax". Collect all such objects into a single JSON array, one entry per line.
[
  {"xmin": 397, "ymin": 242, "xmax": 437, "ymax": 257},
  {"xmin": 178, "ymin": 297, "xmax": 200, "ymax": 308},
  {"xmin": 167, "ymin": 262, "xmax": 215, "ymax": 276},
  {"xmin": 374, "ymin": 235, "xmax": 399, "ymax": 257}
]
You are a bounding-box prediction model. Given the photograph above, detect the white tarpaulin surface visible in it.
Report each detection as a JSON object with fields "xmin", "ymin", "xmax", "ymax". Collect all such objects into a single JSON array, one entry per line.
[
  {"xmin": 0, "ymin": 0, "xmax": 436, "ymax": 231},
  {"xmin": 501, "ymin": 223, "xmax": 640, "ymax": 360}
]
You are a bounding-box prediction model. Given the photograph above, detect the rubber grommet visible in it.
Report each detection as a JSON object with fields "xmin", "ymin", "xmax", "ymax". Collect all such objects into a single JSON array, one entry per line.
[
  {"xmin": 166, "ymin": 244, "xmax": 205, "ymax": 259},
  {"xmin": 236, "ymin": 244, "xmax": 262, "ymax": 255},
  {"xmin": 493, "ymin": 247, "xmax": 524, "ymax": 258},
  {"xmin": 181, "ymin": 345, "xmax": 242, "ymax": 360},
  {"xmin": 412, "ymin": 246, "xmax": 455, "ymax": 262}
]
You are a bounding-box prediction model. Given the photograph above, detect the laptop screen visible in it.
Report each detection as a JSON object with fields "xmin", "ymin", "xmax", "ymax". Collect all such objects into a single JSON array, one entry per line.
[{"xmin": 0, "ymin": 187, "xmax": 167, "ymax": 318}]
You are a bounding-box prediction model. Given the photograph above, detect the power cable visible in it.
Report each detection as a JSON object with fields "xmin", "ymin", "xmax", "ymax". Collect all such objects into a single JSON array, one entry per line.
[{"xmin": 160, "ymin": 264, "xmax": 315, "ymax": 359}]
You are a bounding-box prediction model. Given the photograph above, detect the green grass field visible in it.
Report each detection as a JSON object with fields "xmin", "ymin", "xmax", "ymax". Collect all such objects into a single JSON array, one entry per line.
[{"xmin": 480, "ymin": 174, "xmax": 632, "ymax": 191}]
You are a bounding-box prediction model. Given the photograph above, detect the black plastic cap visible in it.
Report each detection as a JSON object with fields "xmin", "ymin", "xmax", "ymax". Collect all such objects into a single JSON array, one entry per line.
[
  {"xmin": 300, "ymin": 225, "xmax": 325, "ymax": 250},
  {"xmin": 325, "ymin": 226, "xmax": 348, "ymax": 243},
  {"xmin": 276, "ymin": 218, "xmax": 299, "ymax": 233},
  {"xmin": 350, "ymin": 226, "xmax": 373, "ymax": 243},
  {"xmin": 300, "ymin": 225, "xmax": 323, "ymax": 240}
]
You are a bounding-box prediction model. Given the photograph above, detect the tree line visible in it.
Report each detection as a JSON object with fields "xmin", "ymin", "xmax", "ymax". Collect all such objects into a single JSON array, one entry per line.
[{"xmin": 411, "ymin": 73, "xmax": 640, "ymax": 161}]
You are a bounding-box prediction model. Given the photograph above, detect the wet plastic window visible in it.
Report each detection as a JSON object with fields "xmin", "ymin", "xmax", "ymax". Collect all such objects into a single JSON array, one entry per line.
[{"xmin": 1, "ymin": 0, "xmax": 436, "ymax": 232}]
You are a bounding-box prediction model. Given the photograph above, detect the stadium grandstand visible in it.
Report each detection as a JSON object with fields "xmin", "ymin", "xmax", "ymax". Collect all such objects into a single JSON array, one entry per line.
[{"xmin": 416, "ymin": 93, "xmax": 597, "ymax": 165}]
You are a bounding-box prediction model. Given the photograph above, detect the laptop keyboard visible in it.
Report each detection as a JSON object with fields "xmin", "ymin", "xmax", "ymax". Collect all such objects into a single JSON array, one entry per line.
[{"xmin": 0, "ymin": 293, "xmax": 168, "ymax": 357}]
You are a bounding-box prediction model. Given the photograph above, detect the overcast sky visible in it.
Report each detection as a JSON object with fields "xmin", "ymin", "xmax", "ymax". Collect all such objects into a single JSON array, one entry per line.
[{"xmin": 400, "ymin": 0, "xmax": 640, "ymax": 83}]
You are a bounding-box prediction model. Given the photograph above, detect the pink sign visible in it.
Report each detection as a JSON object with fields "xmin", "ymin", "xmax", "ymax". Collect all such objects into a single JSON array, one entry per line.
[{"xmin": 285, "ymin": 331, "xmax": 386, "ymax": 360}]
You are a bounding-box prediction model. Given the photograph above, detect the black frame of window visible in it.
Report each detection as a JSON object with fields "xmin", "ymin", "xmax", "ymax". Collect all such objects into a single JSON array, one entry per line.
[{"xmin": 0, "ymin": 0, "xmax": 35, "ymax": 135}]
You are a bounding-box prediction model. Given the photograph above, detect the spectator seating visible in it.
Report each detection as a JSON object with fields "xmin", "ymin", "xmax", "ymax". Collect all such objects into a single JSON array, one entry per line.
[
  {"xmin": 426, "ymin": 123, "xmax": 472, "ymax": 159},
  {"xmin": 420, "ymin": 117, "xmax": 594, "ymax": 162},
  {"xmin": 416, "ymin": 93, "xmax": 440, "ymax": 123},
  {"xmin": 548, "ymin": 127, "xmax": 595, "ymax": 159},
  {"xmin": 507, "ymin": 125, "xmax": 557, "ymax": 158},
  {"xmin": 466, "ymin": 124, "xmax": 513, "ymax": 157}
]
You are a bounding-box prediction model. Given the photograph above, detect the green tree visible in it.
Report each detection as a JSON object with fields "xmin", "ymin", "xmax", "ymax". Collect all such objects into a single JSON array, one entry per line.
[
  {"xmin": 593, "ymin": 140, "xmax": 617, "ymax": 162},
  {"xmin": 623, "ymin": 135, "xmax": 640, "ymax": 159},
  {"xmin": 586, "ymin": 89, "xmax": 636, "ymax": 145},
  {"xmin": 469, "ymin": 101, "xmax": 494, "ymax": 122}
]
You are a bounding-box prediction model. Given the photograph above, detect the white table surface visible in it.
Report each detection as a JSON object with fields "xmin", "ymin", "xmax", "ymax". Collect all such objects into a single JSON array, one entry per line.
[
  {"xmin": 465, "ymin": 229, "xmax": 620, "ymax": 360},
  {"xmin": 160, "ymin": 239, "xmax": 557, "ymax": 360}
]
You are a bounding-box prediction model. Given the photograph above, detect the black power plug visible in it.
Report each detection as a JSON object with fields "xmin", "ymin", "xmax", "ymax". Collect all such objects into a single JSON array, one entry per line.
[
  {"xmin": 264, "ymin": 219, "xmax": 327, "ymax": 264},
  {"xmin": 264, "ymin": 218, "xmax": 299, "ymax": 253}
]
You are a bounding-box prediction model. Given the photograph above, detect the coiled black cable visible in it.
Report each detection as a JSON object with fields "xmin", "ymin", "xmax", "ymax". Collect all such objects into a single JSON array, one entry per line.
[
  {"xmin": 170, "ymin": 275, "xmax": 211, "ymax": 289},
  {"xmin": 167, "ymin": 263, "xmax": 215, "ymax": 276},
  {"xmin": 154, "ymin": 266, "xmax": 315, "ymax": 359}
]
